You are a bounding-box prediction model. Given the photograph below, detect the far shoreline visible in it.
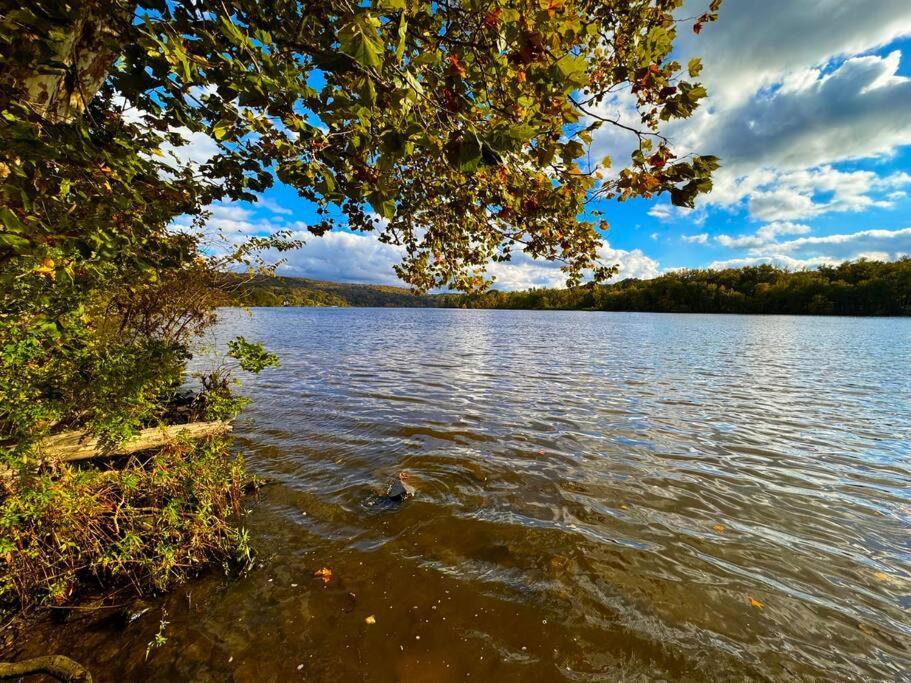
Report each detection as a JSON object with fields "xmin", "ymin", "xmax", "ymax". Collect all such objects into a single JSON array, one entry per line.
[{"xmin": 224, "ymin": 305, "xmax": 911, "ymax": 319}]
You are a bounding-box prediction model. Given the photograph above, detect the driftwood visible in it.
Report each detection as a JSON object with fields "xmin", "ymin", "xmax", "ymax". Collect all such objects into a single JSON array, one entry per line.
[
  {"xmin": 0, "ymin": 655, "xmax": 92, "ymax": 681},
  {"xmin": 38, "ymin": 421, "xmax": 232, "ymax": 462}
]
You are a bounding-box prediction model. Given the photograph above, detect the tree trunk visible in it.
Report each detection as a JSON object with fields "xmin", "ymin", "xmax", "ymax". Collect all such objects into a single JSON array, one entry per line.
[
  {"xmin": 38, "ymin": 421, "xmax": 233, "ymax": 461},
  {"xmin": 0, "ymin": 655, "xmax": 92, "ymax": 682},
  {"xmin": 0, "ymin": 0, "xmax": 133, "ymax": 123}
]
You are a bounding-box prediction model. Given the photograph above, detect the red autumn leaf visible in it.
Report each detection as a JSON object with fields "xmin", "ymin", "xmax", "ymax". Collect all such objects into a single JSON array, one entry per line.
[
  {"xmin": 483, "ymin": 9, "xmax": 501, "ymax": 29},
  {"xmin": 447, "ymin": 54, "xmax": 467, "ymax": 77}
]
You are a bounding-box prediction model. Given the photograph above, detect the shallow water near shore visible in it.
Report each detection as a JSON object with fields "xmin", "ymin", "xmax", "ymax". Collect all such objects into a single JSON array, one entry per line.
[{"xmin": 11, "ymin": 308, "xmax": 911, "ymax": 681}]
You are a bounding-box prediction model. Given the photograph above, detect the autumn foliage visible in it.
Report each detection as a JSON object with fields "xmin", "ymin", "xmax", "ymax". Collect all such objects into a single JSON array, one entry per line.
[{"xmin": 0, "ymin": 0, "xmax": 720, "ymax": 608}]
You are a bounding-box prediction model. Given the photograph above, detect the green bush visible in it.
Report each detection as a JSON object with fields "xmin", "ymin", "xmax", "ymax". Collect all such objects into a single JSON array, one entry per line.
[{"xmin": 0, "ymin": 438, "xmax": 251, "ymax": 609}]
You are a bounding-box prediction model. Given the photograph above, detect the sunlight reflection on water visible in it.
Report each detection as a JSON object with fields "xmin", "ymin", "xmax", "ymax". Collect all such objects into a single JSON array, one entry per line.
[{"xmin": 16, "ymin": 309, "xmax": 911, "ymax": 681}]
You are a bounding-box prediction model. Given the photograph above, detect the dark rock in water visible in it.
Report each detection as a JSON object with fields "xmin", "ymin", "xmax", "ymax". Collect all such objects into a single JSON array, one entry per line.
[{"xmin": 386, "ymin": 472, "xmax": 415, "ymax": 502}]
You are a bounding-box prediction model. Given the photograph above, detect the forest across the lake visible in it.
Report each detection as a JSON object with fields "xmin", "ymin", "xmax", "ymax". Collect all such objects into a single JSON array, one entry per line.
[{"xmin": 236, "ymin": 258, "xmax": 911, "ymax": 316}]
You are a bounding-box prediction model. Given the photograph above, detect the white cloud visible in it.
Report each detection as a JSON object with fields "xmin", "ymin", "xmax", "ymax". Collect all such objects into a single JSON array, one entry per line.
[
  {"xmin": 647, "ymin": 204, "xmax": 674, "ymax": 221},
  {"xmin": 162, "ymin": 128, "xmax": 220, "ymax": 168},
  {"xmin": 477, "ymin": 242, "xmax": 661, "ymax": 290},
  {"xmin": 682, "ymin": 233, "xmax": 709, "ymax": 244},
  {"xmin": 275, "ymin": 230, "xmax": 406, "ymax": 284},
  {"xmin": 716, "ymin": 221, "xmax": 811, "ymax": 248},
  {"xmin": 586, "ymin": 89, "xmax": 644, "ymax": 179},
  {"xmin": 600, "ymin": 243, "xmax": 661, "ymax": 281},
  {"xmin": 666, "ymin": 50, "xmax": 911, "ymax": 223},
  {"xmin": 178, "ymin": 202, "xmax": 663, "ymax": 290},
  {"xmin": 680, "ymin": 52, "xmax": 911, "ymax": 175},
  {"xmin": 674, "ymin": 0, "xmax": 911, "ymax": 106},
  {"xmin": 172, "ymin": 202, "xmax": 301, "ymax": 246},
  {"xmin": 734, "ymin": 167, "xmax": 909, "ymax": 221},
  {"xmin": 587, "ymin": 2, "xmax": 911, "ymax": 237},
  {"xmin": 591, "ymin": 3, "xmax": 911, "ymax": 175},
  {"xmin": 708, "ymin": 255, "xmax": 841, "ymax": 271},
  {"xmin": 764, "ymin": 226, "xmax": 911, "ymax": 261},
  {"xmin": 647, "ymin": 202, "xmax": 708, "ymax": 228},
  {"xmin": 710, "ymin": 226, "xmax": 911, "ymax": 269},
  {"xmin": 258, "ymin": 197, "xmax": 293, "ymax": 215},
  {"xmin": 114, "ymin": 94, "xmax": 221, "ymax": 172},
  {"xmin": 274, "ymin": 233, "xmax": 662, "ymax": 290}
]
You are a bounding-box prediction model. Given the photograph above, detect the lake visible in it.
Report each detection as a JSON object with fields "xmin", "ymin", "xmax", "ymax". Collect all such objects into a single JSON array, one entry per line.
[{"xmin": 16, "ymin": 308, "xmax": 911, "ymax": 681}]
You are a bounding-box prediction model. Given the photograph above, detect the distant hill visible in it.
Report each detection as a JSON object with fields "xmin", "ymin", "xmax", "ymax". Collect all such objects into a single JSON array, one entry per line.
[
  {"xmin": 233, "ymin": 258, "xmax": 911, "ymax": 315},
  {"xmin": 233, "ymin": 275, "xmax": 440, "ymax": 307}
]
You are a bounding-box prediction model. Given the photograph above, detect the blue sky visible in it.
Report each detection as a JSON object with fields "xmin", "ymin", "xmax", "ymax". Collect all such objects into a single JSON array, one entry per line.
[{"xmin": 174, "ymin": 0, "xmax": 911, "ymax": 290}]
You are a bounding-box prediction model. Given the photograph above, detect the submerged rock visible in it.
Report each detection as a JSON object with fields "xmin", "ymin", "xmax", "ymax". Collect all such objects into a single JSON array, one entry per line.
[{"xmin": 386, "ymin": 472, "xmax": 415, "ymax": 502}]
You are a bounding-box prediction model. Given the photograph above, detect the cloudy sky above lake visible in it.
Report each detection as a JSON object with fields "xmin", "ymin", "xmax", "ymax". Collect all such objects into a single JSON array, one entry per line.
[{"xmin": 180, "ymin": 0, "xmax": 911, "ymax": 289}]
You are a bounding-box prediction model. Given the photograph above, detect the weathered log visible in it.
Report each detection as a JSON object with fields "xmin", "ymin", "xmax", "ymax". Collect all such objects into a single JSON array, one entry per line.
[
  {"xmin": 0, "ymin": 654, "xmax": 92, "ymax": 681},
  {"xmin": 38, "ymin": 421, "xmax": 232, "ymax": 462}
]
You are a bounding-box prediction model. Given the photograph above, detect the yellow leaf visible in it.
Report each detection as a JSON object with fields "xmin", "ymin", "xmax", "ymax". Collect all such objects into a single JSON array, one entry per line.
[
  {"xmin": 749, "ymin": 597, "xmax": 764, "ymax": 609},
  {"xmin": 365, "ymin": 615, "xmax": 376, "ymax": 625},
  {"xmin": 33, "ymin": 257, "xmax": 56, "ymax": 278},
  {"xmin": 873, "ymin": 571, "xmax": 889, "ymax": 582},
  {"xmin": 713, "ymin": 524, "xmax": 726, "ymax": 533},
  {"xmin": 313, "ymin": 567, "xmax": 332, "ymax": 585}
]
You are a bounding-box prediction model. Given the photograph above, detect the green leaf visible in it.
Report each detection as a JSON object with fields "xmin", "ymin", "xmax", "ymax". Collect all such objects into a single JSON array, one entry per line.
[
  {"xmin": 219, "ymin": 15, "xmax": 247, "ymax": 45},
  {"xmin": 317, "ymin": 169, "xmax": 336, "ymax": 194},
  {"xmin": 368, "ymin": 192, "xmax": 396, "ymax": 219},
  {"xmin": 338, "ymin": 19, "xmax": 383, "ymax": 69},
  {"xmin": 403, "ymin": 70, "xmax": 423, "ymax": 94},
  {"xmin": 687, "ymin": 85, "xmax": 708, "ymax": 101},
  {"xmin": 561, "ymin": 140, "xmax": 585, "ymax": 162},
  {"xmin": 554, "ymin": 55, "xmax": 588, "ymax": 88},
  {"xmin": 0, "ymin": 207, "xmax": 26, "ymax": 233},
  {"xmin": 687, "ymin": 58, "xmax": 703, "ymax": 78},
  {"xmin": 212, "ymin": 119, "xmax": 231, "ymax": 141},
  {"xmin": 0, "ymin": 232, "xmax": 30, "ymax": 251},
  {"xmin": 396, "ymin": 14, "xmax": 408, "ymax": 63},
  {"xmin": 445, "ymin": 133, "xmax": 482, "ymax": 173}
]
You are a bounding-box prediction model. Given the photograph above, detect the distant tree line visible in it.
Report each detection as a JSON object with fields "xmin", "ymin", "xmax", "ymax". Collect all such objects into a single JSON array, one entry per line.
[
  {"xmin": 442, "ymin": 259, "xmax": 911, "ymax": 316},
  {"xmin": 233, "ymin": 276, "xmax": 439, "ymax": 308}
]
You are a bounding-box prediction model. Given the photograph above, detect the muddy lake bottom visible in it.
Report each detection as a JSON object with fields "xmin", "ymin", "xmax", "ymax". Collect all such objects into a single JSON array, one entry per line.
[{"xmin": 9, "ymin": 308, "xmax": 911, "ymax": 681}]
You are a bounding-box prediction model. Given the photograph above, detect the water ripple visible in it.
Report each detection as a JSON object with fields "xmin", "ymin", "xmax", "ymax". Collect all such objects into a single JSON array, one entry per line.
[{"xmin": 147, "ymin": 309, "xmax": 911, "ymax": 680}]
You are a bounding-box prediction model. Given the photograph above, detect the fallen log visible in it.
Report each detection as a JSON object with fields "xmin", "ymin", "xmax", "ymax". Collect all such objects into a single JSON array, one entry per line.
[
  {"xmin": 0, "ymin": 655, "xmax": 92, "ymax": 681},
  {"xmin": 38, "ymin": 421, "xmax": 232, "ymax": 462}
]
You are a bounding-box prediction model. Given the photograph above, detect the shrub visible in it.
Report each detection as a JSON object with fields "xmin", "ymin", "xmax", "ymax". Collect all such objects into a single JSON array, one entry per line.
[{"xmin": 0, "ymin": 438, "xmax": 251, "ymax": 610}]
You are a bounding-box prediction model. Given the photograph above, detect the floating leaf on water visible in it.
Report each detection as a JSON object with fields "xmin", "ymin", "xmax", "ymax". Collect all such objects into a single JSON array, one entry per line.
[
  {"xmin": 873, "ymin": 571, "xmax": 889, "ymax": 582},
  {"xmin": 749, "ymin": 597, "xmax": 764, "ymax": 609},
  {"xmin": 314, "ymin": 567, "xmax": 333, "ymax": 585},
  {"xmin": 365, "ymin": 615, "xmax": 376, "ymax": 624},
  {"xmin": 713, "ymin": 524, "xmax": 726, "ymax": 533}
]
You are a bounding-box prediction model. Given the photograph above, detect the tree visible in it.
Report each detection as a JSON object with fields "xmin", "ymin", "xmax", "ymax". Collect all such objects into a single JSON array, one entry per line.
[{"xmin": 2, "ymin": 0, "xmax": 720, "ymax": 288}]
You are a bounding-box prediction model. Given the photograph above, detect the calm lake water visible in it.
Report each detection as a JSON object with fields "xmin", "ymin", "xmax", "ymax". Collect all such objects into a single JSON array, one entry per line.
[{"xmin": 16, "ymin": 308, "xmax": 911, "ymax": 681}]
